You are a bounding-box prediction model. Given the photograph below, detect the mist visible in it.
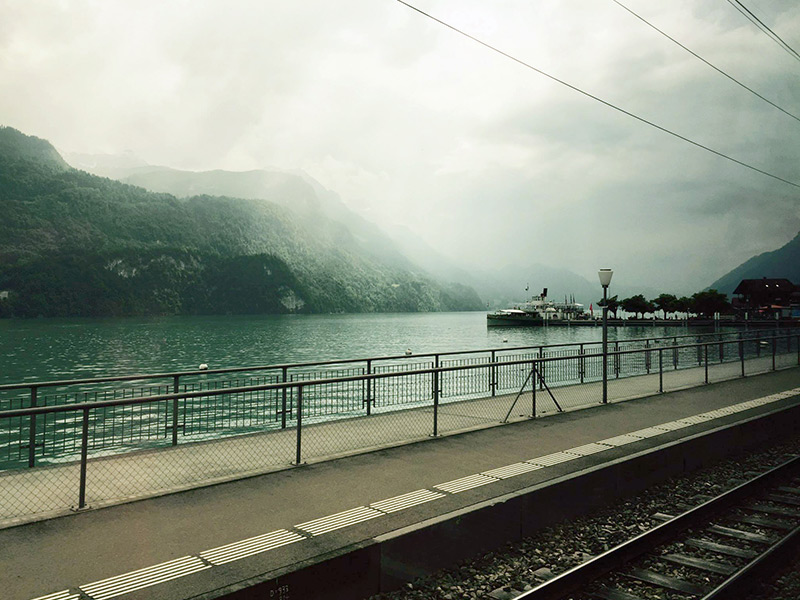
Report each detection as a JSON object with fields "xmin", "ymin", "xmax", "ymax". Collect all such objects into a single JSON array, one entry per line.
[{"xmin": 2, "ymin": 0, "xmax": 799, "ymax": 295}]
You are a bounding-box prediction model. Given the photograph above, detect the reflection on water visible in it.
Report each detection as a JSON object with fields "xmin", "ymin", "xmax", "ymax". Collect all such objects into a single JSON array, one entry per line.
[{"xmin": 0, "ymin": 312, "xmax": 724, "ymax": 385}]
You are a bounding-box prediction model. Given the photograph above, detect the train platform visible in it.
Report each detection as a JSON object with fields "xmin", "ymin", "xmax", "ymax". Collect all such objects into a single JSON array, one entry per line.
[{"xmin": 4, "ymin": 367, "xmax": 800, "ymax": 600}]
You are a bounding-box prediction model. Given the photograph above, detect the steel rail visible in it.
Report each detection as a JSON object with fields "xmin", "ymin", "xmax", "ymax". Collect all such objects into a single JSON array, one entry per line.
[
  {"xmin": 514, "ymin": 454, "xmax": 800, "ymax": 600},
  {"xmin": 703, "ymin": 522, "xmax": 800, "ymax": 599}
]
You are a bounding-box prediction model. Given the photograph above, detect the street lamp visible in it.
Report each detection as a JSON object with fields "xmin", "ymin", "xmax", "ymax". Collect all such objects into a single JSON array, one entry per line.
[{"xmin": 598, "ymin": 269, "xmax": 613, "ymax": 404}]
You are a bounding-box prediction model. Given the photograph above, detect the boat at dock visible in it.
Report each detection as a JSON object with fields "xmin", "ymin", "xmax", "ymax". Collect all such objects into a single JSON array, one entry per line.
[{"xmin": 487, "ymin": 289, "xmax": 592, "ymax": 327}]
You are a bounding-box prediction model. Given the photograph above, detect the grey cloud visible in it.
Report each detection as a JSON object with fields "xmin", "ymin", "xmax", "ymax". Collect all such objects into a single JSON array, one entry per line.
[{"xmin": 1, "ymin": 0, "xmax": 799, "ymax": 294}]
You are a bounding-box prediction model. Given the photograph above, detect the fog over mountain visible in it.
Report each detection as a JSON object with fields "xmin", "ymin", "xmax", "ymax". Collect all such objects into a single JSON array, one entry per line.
[
  {"xmin": 3, "ymin": 0, "xmax": 799, "ymax": 297},
  {"xmin": 0, "ymin": 127, "xmax": 483, "ymax": 317}
]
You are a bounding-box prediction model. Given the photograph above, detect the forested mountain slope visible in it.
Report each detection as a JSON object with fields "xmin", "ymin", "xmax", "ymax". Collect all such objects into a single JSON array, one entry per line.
[{"xmin": 0, "ymin": 127, "xmax": 482, "ymax": 317}]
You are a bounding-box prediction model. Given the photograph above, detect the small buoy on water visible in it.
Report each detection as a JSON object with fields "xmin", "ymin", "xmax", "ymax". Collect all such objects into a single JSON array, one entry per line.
[
  {"xmin": 405, "ymin": 349, "xmax": 412, "ymax": 356},
  {"xmin": 503, "ymin": 338, "xmax": 508, "ymax": 343},
  {"xmin": 198, "ymin": 363, "xmax": 209, "ymax": 370}
]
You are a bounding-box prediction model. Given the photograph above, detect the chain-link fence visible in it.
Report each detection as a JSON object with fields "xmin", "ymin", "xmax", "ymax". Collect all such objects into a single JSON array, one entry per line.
[{"xmin": 1, "ymin": 330, "xmax": 797, "ymax": 523}]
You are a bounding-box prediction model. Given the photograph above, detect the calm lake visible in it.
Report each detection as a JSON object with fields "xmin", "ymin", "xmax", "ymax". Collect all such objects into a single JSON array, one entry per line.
[{"xmin": 0, "ymin": 312, "xmax": 716, "ymax": 386}]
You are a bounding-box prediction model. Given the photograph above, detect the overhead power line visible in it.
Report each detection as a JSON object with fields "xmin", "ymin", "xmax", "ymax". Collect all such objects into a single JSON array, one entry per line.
[
  {"xmin": 726, "ymin": 0, "xmax": 800, "ymax": 63},
  {"xmin": 611, "ymin": 0, "xmax": 800, "ymax": 124},
  {"xmin": 395, "ymin": 0, "xmax": 800, "ymax": 190}
]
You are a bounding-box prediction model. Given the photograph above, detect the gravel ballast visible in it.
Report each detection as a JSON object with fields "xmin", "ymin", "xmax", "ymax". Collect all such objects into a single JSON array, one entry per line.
[{"xmin": 368, "ymin": 433, "xmax": 800, "ymax": 600}]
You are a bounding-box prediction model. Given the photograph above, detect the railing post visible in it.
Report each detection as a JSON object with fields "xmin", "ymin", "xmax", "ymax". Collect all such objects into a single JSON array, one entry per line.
[
  {"xmin": 28, "ymin": 386, "xmax": 38, "ymax": 468},
  {"xmin": 490, "ymin": 351, "xmax": 497, "ymax": 397},
  {"xmin": 281, "ymin": 367, "xmax": 288, "ymax": 429},
  {"xmin": 740, "ymin": 339, "xmax": 745, "ymax": 377},
  {"xmin": 531, "ymin": 360, "xmax": 537, "ymax": 417},
  {"xmin": 538, "ymin": 347, "xmax": 544, "ymax": 390},
  {"xmin": 672, "ymin": 337, "xmax": 678, "ymax": 370},
  {"xmin": 772, "ymin": 332, "xmax": 776, "ymax": 371},
  {"xmin": 295, "ymin": 386, "xmax": 303, "ymax": 465},
  {"xmin": 365, "ymin": 359, "xmax": 373, "ymax": 415},
  {"xmin": 432, "ymin": 356, "xmax": 440, "ymax": 437},
  {"xmin": 579, "ymin": 344, "xmax": 585, "ymax": 383},
  {"xmin": 613, "ymin": 341, "xmax": 619, "ymax": 379},
  {"xmin": 658, "ymin": 348, "xmax": 663, "ymax": 393},
  {"xmin": 78, "ymin": 407, "xmax": 90, "ymax": 509},
  {"xmin": 704, "ymin": 343, "xmax": 709, "ymax": 384},
  {"xmin": 171, "ymin": 375, "xmax": 179, "ymax": 446},
  {"xmin": 645, "ymin": 340, "xmax": 650, "ymax": 374}
]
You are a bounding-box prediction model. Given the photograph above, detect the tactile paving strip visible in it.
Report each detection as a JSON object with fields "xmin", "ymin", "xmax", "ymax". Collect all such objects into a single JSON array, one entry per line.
[
  {"xmin": 628, "ymin": 426, "xmax": 667, "ymax": 438},
  {"xmin": 528, "ymin": 451, "xmax": 578, "ymax": 467},
  {"xmin": 434, "ymin": 474, "xmax": 498, "ymax": 494},
  {"xmin": 677, "ymin": 414, "xmax": 714, "ymax": 425},
  {"xmin": 32, "ymin": 592, "xmax": 80, "ymax": 600},
  {"xmin": 598, "ymin": 434, "xmax": 645, "ymax": 446},
  {"xmin": 481, "ymin": 462, "xmax": 544, "ymax": 479},
  {"xmin": 652, "ymin": 421, "xmax": 691, "ymax": 431},
  {"xmin": 370, "ymin": 489, "xmax": 446, "ymax": 513},
  {"xmin": 80, "ymin": 556, "xmax": 210, "ymax": 600},
  {"xmin": 565, "ymin": 443, "xmax": 613, "ymax": 456},
  {"xmin": 201, "ymin": 529, "xmax": 305, "ymax": 565},
  {"xmin": 296, "ymin": 506, "xmax": 383, "ymax": 536}
]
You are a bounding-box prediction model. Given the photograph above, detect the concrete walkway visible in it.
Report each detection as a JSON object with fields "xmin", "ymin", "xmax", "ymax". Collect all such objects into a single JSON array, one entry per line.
[
  {"xmin": 0, "ymin": 353, "xmax": 791, "ymax": 525},
  {"xmin": 1, "ymin": 366, "xmax": 799, "ymax": 600}
]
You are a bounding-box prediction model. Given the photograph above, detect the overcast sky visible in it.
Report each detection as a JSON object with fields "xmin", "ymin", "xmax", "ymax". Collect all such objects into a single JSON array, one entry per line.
[{"xmin": 2, "ymin": 0, "xmax": 799, "ymax": 294}]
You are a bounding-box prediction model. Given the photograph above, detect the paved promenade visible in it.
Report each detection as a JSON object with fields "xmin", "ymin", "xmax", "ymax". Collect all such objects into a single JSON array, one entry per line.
[{"xmin": 2, "ymin": 366, "xmax": 799, "ymax": 600}]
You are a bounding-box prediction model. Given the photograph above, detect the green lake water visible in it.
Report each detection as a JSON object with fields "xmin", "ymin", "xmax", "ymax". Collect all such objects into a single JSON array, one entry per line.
[{"xmin": 0, "ymin": 311, "xmax": 712, "ymax": 385}]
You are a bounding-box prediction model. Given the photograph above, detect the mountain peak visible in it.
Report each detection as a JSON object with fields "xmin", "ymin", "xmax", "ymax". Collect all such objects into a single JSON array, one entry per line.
[
  {"xmin": 0, "ymin": 126, "xmax": 70, "ymax": 171},
  {"xmin": 709, "ymin": 230, "xmax": 800, "ymax": 296}
]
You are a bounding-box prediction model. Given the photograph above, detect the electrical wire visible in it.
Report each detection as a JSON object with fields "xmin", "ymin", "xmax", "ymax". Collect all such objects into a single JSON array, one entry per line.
[
  {"xmin": 610, "ymin": 0, "xmax": 800, "ymax": 124},
  {"xmin": 395, "ymin": 0, "xmax": 800, "ymax": 189},
  {"xmin": 726, "ymin": 0, "xmax": 800, "ymax": 63}
]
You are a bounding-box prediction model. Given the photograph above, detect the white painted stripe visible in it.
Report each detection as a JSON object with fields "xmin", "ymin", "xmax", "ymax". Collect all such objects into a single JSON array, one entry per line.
[
  {"xmin": 31, "ymin": 592, "xmax": 79, "ymax": 600},
  {"xmin": 482, "ymin": 462, "xmax": 544, "ymax": 479},
  {"xmin": 434, "ymin": 474, "xmax": 497, "ymax": 494},
  {"xmin": 565, "ymin": 443, "xmax": 612, "ymax": 456},
  {"xmin": 528, "ymin": 452, "xmax": 577, "ymax": 467},
  {"xmin": 737, "ymin": 400, "xmax": 761, "ymax": 409},
  {"xmin": 652, "ymin": 421, "xmax": 691, "ymax": 431},
  {"xmin": 80, "ymin": 556, "xmax": 210, "ymax": 600},
  {"xmin": 296, "ymin": 506, "xmax": 383, "ymax": 536},
  {"xmin": 201, "ymin": 530, "xmax": 304, "ymax": 565},
  {"xmin": 598, "ymin": 434, "xmax": 644, "ymax": 446},
  {"xmin": 370, "ymin": 489, "xmax": 446, "ymax": 513},
  {"xmin": 677, "ymin": 415, "xmax": 713, "ymax": 425},
  {"xmin": 700, "ymin": 408, "xmax": 738, "ymax": 418},
  {"xmin": 628, "ymin": 427, "xmax": 666, "ymax": 438}
]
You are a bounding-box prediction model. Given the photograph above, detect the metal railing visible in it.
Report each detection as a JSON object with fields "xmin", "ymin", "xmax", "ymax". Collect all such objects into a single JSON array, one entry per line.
[
  {"xmin": 0, "ymin": 329, "xmax": 796, "ymax": 468},
  {"xmin": 0, "ymin": 332, "xmax": 798, "ymax": 521},
  {"xmin": 0, "ymin": 327, "xmax": 790, "ymax": 409}
]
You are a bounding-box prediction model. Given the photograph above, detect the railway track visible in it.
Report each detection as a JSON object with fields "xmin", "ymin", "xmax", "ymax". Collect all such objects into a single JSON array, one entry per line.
[{"xmin": 507, "ymin": 455, "xmax": 800, "ymax": 600}]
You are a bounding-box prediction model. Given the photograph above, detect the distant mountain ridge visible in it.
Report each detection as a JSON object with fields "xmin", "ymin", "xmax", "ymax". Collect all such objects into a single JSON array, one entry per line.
[
  {"xmin": 0, "ymin": 127, "xmax": 482, "ymax": 317},
  {"xmin": 116, "ymin": 165, "xmax": 417, "ymax": 272},
  {"xmin": 709, "ymin": 232, "xmax": 800, "ymax": 296}
]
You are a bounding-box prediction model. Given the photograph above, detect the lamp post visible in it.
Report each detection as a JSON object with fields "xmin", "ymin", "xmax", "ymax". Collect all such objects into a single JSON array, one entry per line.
[{"xmin": 598, "ymin": 268, "xmax": 614, "ymax": 404}]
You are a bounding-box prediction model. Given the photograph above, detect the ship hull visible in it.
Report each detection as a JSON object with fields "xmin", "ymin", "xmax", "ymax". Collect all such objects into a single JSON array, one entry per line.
[{"xmin": 486, "ymin": 313, "xmax": 545, "ymax": 326}]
